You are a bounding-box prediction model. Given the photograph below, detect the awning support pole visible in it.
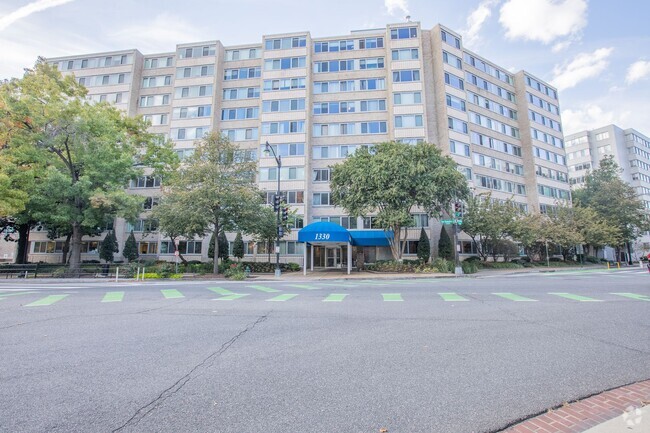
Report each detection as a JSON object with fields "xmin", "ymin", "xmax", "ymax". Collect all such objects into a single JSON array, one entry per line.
[
  {"xmin": 347, "ymin": 242, "xmax": 351, "ymax": 275},
  {"xmin": 303, "ymin": 242, "xmax": 307, "ymax": 276},
  {"xmin": 310, "ymin": 245, "xmax": 314, "ymax": 271}
]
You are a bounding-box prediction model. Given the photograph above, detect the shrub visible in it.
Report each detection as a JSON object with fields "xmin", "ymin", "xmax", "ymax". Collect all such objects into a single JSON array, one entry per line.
[
  {"xmin": 438, "ymin": 227, "xmax": 453, "ymax": 260},
  {"xmin": 480, "ymin": 262, "xmax": 523, "ymax": 269},
  {"xmin": 433, "ymin": 257, "xmax": 453, "ymax": 273},
  {"xmin": 169, "ymin": 273, "xmax": 184, "ymax": 279},
  {"xmin": 417, "ymin": 228, "xmax": 431, "ymax": 263},
  {"xmin": 142, "ymin": 273, "xmax": 161, "ymax": 279},
  {"xmin": 586, "ymin": 256, "xmax": 600, "ymax": 264},
  {"xmin": 464, "ymin": 256, "xmax": 482, "ymax": 263},
  {"xmin": 549, "ymin": 257, "xmax": 563, "ymax": 262},
  {"xmin": 461, "ymin": 261, "xmax": 478, "ymax": 274}
]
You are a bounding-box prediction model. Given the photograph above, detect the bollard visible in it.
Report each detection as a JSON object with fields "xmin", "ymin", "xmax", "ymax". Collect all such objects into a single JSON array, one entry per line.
[
  {"xmin": 607, "ymin": 262, "xmax": 610, "ymax": 270},
  {"xmin": 617, "ymin": 262, "xmax": 620, "ymax": 269},
  {"xmin": 116, "ymin": 267, "xmax": 119, "ymax": 283},
  {"xmin": 142, "ymin": 267, "xmax": 146, "ymax": 280}
]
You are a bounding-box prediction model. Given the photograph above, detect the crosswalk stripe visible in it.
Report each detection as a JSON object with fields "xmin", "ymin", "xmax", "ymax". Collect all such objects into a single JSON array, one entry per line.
[
  {"xmin": 493, "ymin": 293, "xmax": 537, "ymax": 302},
  {"xmin": 25, "ymin": 294, "xmax": 69, "ymax": 307},
  {"xmin": 286, "ymin": 284, "xmax": 320, "ymax": 290},
  {"xmin": 611, "ymin": 293, "xmax": 650, "ymax": 301},
  {"xmin": 382, "ymin": 293, "xmax": 403, "ymax": 301},
  {"xmin": 549, "ymin": 293, "xmax": 603, "ymax": 302},
  {"xmin": 207, "ymin": 287, "xmax": 236, "ymax": 296},
  {"xmin": 102, "ymin": 291, "xmax": 124, "ymax": 303},
  {"xmin": 267, "ymin": 294, "xmax": 298, "ymax": 302},
  {"xmin": 323, "ymin": 294, "xmax": 348, "ymax": 302},
  {"xmin": 161, "ymin": 289, "xmax": 184, "ymax": 299},
  {"xmin": 213, "ymin": 294, "xmax": 249, "ymax": 301},
  {"xmin": 247, "ymin": 285, "xmax": 280, "ymax": 293},
  {"xmin": 0, "ymin": 291, "xmax": 37, "ymax": 299},
  {"xmin": 438, "ymin": 292, "xmax": 469, "ymax": 302}
]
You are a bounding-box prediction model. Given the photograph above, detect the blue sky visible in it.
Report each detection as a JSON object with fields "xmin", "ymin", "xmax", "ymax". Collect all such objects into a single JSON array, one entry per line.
[{"xmin": 1, "ymin": 0, "xmax": 648, "ymax": 135}]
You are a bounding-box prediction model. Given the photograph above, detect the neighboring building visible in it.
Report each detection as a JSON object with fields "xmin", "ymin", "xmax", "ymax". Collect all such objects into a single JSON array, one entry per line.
[
  {"xmin": 12, "ymin": 22, "xmax": 568, "ymax": 267},
  {"xmin": 566, "ymin": 125, "xmax": 650, "ymax": 260}
]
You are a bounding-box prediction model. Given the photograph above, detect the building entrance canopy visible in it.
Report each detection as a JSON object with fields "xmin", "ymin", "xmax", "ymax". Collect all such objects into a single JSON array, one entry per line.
[{"xmin": 297, "ymin": 222, "xmax": 393, "ymax": 274}]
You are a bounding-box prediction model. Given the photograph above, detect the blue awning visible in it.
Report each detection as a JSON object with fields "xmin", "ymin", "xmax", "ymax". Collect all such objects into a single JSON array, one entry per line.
[
  {"xmin": 349, "ymin": 230, "xmax": 393, "ymax": 247},
  {"xmin": 298, "ymin": 222, "xmax": 351, "ymax": 243}
]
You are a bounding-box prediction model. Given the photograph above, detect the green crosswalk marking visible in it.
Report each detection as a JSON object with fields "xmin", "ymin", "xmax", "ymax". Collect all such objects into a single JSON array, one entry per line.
[
  {"xmin": 549, "ymin": 293, "xmax": 603, "ymax": 302},
  {"xmin": 267, "ymin": 294, "xmax": 298, "ymax": 302},
  {"xmin": 25, "ymin": 294, "xmax": 69, "ymax": 307},
  {"xmin": 161, "ymin": 289, "xmax": 184, "ymax": 299},
  {"xmin": 611, "ymin": 293, "xmax": 650, "ymax": 301},
  {"xmin": 323, "ymin": 294, "xmax": 348, "ymax": 302},
  {"xmin": 248, "ymin": 285, "xmax": 280, "ymax": 293},
  {"xmin": 438, "ymin": 292, "xmax": 469, "ymax": 302},
  {"xmin": 287, "ymin": 284, "xmax": 320, "ymax": 290},
  {"xmin": 382, "ymin": 293, "xmax": 403, "ymax": 301},
  {"xmin": 207, "ymin": 287, "xmax": 235, "ymax": 296},
  {"xmin": 493, "ymin": 293, "xmax": 537, "ymax": 302},
  {"xmin": 102, "ymin": 291, "xmax": 124, "ymax": 303},
  {"xmin": 213, "ymin": 294, "xmax": 249, "ymax": 301}
]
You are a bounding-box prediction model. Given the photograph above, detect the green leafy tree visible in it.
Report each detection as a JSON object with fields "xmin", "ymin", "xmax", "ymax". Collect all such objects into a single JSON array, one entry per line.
[
  {"xmin": 510, "ymin": 212, "xmax": 548, "ymax": 261},
  {"xmin": 0, "ymin": 60, "xmax": 177, "ymax": 273},
  {"xmin": 218, "ymin": 230, "xmax": 229, "ymax": 261},
  {"xmin": 233, "ymin": 231, "xmax": 245, "ymax": 261},
  {"xmin": 573, "ymin": 156, "xmax": 648, "ymax": 261},
  {"xmin": 157, "ymin": 132, "xmax": 261, "ymax": 273},
  {"xmin": 417, "ymin": 228, "xmax": 431, "ymax": 263},
  {"xmin": 152, "ymin": 193, "xmax": 205, "ymax": 265},
  {"xmin": 330, "ymin": 141, "xmax": 469, "ymax": 260},
  {"xmin": 123, "ymin": 231, "xmax": 139, "ymax": 262},
  {"xmin": 462, "ymin": 193, "xmax": 522, "ymax": 261},
  {"xmin": 437, "ymin": 226, "xmax": 453, "ymax": 260},
  {"xmin": 99, "ymin": 231, "xmax": 118, "ymax": 263}
]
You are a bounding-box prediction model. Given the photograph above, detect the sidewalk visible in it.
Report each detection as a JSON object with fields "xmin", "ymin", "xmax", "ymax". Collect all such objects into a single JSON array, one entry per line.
[{"xmin": 499, "ymin": 380, "xmax": 650, "ymax": 433}]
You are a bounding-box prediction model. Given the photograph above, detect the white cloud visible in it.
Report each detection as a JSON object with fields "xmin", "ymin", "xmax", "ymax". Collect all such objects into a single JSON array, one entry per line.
[
  {"xmin": 462, "ymin": 0, "xmax": 500, "ymax": 49},
  {"xmin": 0, "ymin": 0, "xmax": 75, "ymax": 32},
  {"xmin": 109, "ymin": 13, "xmax": 207, "ymax": 54},
  {"xmin": 499, "ymin": 0, "xmax": 587, "ymax": 44},
  {"xmin": 551, "ymin": 40, "xmax": 573, "ymax": 53},
  {"xmin": 626, "ymin": 60, "xmax": 650, "ymax": 85},
  {"xmin": 384, "ymin": 0, "xmax": 409, "ymax": 16},
  {"xmin": 561, "ymin": 105, "xmax": 631, "ymax": 135},
  {"xmin": 550, "ymin": 47, "xmax": 613, "ymax": 92}
]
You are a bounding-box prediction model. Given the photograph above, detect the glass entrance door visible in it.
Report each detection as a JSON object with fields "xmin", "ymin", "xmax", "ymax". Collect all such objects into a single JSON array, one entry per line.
[{"xmin": 326, "ymin": 247, "xmax": 338, "ymax": 268}]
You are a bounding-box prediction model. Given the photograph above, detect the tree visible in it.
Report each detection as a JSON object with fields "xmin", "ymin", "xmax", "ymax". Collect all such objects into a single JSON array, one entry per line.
[
  {"xmin": 218, "ymin": 230, "xmax": 229, "ymax": 261},
  {"xmin": 0, "ymin": 60, "xmax": 177, "ymax": 273},
  {"xmin": 156, "ymin": 132, "xmax": 262, "ymax": 273},
  {"xmin": 99, "ymin": 231, "xmax": 118, "ymax": 263},
  {"xmin": 417, "ymin": 228, "xmax": 431, "ymax": 263},
  {"xmin": 437, "ymin": 226, "xmax": 453, "ymax": 260},
  {"xmin": 510, "ymin": 212, "xmax": 548, "ymax": 261},
  {"xmin": 573, "ymin": 156, "xmax": 648, "ymax": 261},
  {"xmin": 123, "ymin": 231, "xmax": 139, "ymax": 262},
  {"xmin": 330, "ymin": 141, "xmax": 469, "ymax": 260},
  {"xmin": 233, "ymin": 232, "xmax": 244, "ymax": 261},
  {"xmin": 152, "ymin": 193, "xmax": 205, "ymax": 265},
  {"xmin": 461, "ymin": 193, "xmax": 522, "ymax": 261}
]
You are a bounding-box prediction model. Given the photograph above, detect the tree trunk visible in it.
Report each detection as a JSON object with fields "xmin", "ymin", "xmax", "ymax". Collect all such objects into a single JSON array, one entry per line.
[
  {"xmin": 213, "ymin": 224, "xmax": 219, "ymax": 274},
  {"xmin": 61, "ymin": 233, "xmax": 71, "ymax": 264},
  {"xmin": 68, "ymin": 222, "xmax": 83, "ymax": 275},
  {"xmin": 15, "ymin": 223, "xmax": 30, "ymax": 264},
  {"xmin": 267, "ymin": 239, "xmax": 272, "ymax": 263}
]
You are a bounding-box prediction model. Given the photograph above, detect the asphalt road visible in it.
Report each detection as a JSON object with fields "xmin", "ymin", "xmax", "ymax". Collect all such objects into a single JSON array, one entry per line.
[{"xmin": 1, "ymin": 269, "xmax": 649, "ymax": 433}]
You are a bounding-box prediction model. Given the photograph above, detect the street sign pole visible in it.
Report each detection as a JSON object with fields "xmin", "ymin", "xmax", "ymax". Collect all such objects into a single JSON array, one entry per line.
[{"xmin": 453, "ymin": 221, "xmax": 463, "ymax": 276}]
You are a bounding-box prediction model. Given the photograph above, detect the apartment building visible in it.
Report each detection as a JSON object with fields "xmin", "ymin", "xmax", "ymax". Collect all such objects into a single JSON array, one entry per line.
[
  {"xmin": 18, "ymin": 22, "xmax": 569, "ymax": 266},
  {"xmin": 566, "ymin": 125, "xmax": 650, "ymax": 259}
]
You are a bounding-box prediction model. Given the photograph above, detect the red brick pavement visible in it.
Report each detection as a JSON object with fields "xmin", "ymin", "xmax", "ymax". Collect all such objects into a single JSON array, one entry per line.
[{"xmin": 499, "ymin": 380, "xmax": 650, "ymax": 433}]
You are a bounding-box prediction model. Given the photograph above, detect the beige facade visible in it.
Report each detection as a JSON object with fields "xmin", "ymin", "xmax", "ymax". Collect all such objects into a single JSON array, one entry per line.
[
  {"xmin": 17, "ymin": 22, "xmax": 568, "ymax": 265},
  {"xmin": 566, "ymin": 125, "xmax": 650, "ymax": 259}
]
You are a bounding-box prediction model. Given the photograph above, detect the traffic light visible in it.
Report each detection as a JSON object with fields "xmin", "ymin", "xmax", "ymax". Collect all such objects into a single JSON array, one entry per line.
[
  {"xmin": 277, "ymin": 226, "xmax": 284, "ymax": 238},
  {"xmin": 273, "ymin": 194, "xmax": 281, "ymax": 212},
  {"xmin": 281, "ymin": 205, "xmax": 289, "ymax": 222},
  {"xmin": 454, "ymin": 202, "xmax": 464, "ymax": 218}
]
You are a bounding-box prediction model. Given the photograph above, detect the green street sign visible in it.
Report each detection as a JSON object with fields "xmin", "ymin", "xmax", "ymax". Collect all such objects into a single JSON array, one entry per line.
[{"xmin": 441, "ymin": 219, "xmax": 463, "ymax": 225}]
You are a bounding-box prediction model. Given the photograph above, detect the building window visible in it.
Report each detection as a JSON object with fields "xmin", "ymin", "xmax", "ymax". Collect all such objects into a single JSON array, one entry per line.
[
  {"xmin": 312, "ymin": 192, "xmax": 331, "ymax": 206},
  {"xmin": 390, "ymin": 27, "xmax": 418, "ymax": 39}
]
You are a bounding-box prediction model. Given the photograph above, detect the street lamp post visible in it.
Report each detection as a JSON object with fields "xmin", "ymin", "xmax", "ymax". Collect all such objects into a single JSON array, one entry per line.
[{"xmin": 264, "ymin": 142, "xmax": 282, "ymax": 277}]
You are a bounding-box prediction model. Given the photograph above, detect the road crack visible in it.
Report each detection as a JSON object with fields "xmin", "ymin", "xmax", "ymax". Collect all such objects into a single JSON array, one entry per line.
[{"xmin": 111, "ymin": 312, "xmax": 270, "ymax": 432}]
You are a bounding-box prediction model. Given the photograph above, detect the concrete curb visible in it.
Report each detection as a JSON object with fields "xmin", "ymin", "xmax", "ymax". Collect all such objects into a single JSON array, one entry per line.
[{"xmin": 497, "ymin": 379, "xmax": 650, "ymax": 433}]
